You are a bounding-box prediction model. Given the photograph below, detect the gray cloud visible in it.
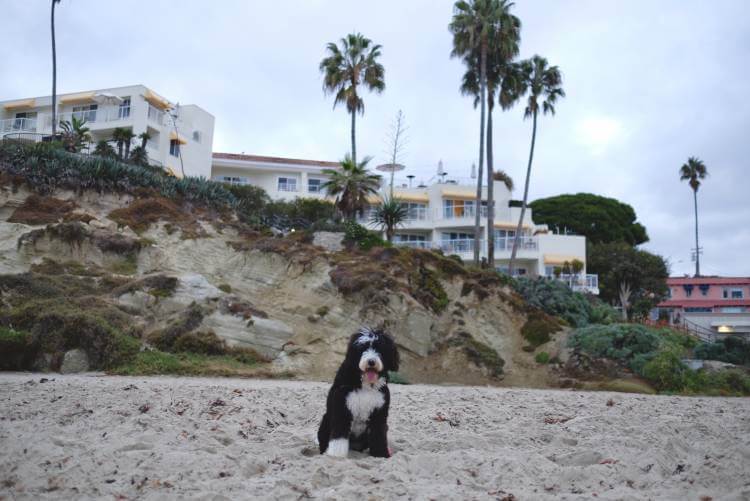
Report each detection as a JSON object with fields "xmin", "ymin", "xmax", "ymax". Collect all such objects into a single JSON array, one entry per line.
[{"xmin": 2, "ymin": 0, "xmax": 748, "ymax": 275}]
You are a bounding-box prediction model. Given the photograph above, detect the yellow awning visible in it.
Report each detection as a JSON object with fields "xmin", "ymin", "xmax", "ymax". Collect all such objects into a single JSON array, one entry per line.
[
  {"xmin": 3, "ymin": 98, "xmax": 35, "ymax": 110},
  {"xmin": 165, "ymin": 166, "xmax": 183, "ymax": 178},
  {"xmin": 544, "ymin": 254, "xmax": 581, "ymax": 265},
  {"xmin": 393, "ymin": 192, "xmax": 429, "ymax": 203},
  {"xmin": 59, "ymin": 91, "xmax": 96, "ymax": 105},
  {"xmin": 144, "ymin": 89, "xmax": 171, "ymax": 110},
  {"xmin": 169, "ymin": 131, "xmax": 188, "ymax": 145},
  {"xmin": 494, "ymin": 221, "xmax": 531, "ymax": 229},
  {"xmin": 441, "ymin": 189, "xmax": 477, "ymax": 200}
]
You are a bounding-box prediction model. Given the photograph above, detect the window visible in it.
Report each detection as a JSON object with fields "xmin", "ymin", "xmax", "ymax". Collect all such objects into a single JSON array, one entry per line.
[
  {"xmin": 394, "ymin": 234, "xmax": 426, "ymax": 242},
  {"xmin": 192, "ymin": 130, "xmax": 202, "ymax": 143},
  {"xmin": 169, "ymin": 139, "xmax": 180, "ymax": 157},
  {"xmin": 720, "ymin": 307, "xmax": 743, "ymax": 313},
  {"xmin": 698, "ymin": 284, "xmax": 710, "ymax": 296},
  {"xmin": 723, "ymin": 288, "xmax": 745, "ymax": 299},
  {"xmin": 684, "ymin": 307, "xmax": 712, "ymax": 313},
  {"xmin": 118, "ymin": 97, "xmax": 131, "ymax": 119},
  {"xmin": 72, "ymin": 104, "xmax": 97, "ymax": 122},
  {"xmin": 278, "ymin": 177, "xmax": 297, "ymax": 192},
  {"xmin": 215, "ymin": 176, "xmax": 247, "ymax": 185},
  {"xmin": 683, "ymin": 284, "xmax": 694, "ymax": 297},
  {"xmin": 308, "ymin": 178, "xmax": 324, "ymax": 193},
  {"xmin": 400, "ymin": 202, "xmax": 426, "ymax": 219},
  {"xmin": 443, "ymin": 199, "xmax": 475, "ymax": 218}
]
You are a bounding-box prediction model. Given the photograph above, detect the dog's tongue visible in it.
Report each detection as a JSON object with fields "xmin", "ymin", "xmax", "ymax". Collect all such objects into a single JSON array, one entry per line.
[{"xmin": 365, "ymin": 370, "xmax": 379, "ymax": 383}]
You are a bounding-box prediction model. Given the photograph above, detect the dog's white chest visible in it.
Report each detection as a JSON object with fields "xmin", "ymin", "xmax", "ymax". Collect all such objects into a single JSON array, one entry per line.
[{"xmin": 346, "ymin": 387, "xmax": 385, "ymax": 435}]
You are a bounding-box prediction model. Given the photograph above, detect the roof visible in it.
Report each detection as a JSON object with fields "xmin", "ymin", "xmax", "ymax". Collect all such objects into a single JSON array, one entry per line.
[
  {"xmin": 212, "ymin": 152, "xmax": 340, "ymax": 168},
  {"xmin": 667, "ymin": 277, "xmax": 750, "ymax": 286},
  {"xmin": 658, "ymin": 299, "xmax": 750, "ymax": 308}
]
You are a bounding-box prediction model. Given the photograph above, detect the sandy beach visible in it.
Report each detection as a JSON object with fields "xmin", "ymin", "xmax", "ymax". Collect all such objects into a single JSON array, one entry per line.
[{"xmin": 0, "ymin": 374, "xmax": 748, "ymax": 500}]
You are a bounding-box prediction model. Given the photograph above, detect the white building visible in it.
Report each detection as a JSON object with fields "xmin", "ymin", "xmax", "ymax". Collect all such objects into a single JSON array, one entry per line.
[
  {"xmin": 211, "ymin": 153, "xmax": 598, "ymax": 294},
  {"xmin": 0, "ymin": 85, "xmax": 214, "ymax": 178}
]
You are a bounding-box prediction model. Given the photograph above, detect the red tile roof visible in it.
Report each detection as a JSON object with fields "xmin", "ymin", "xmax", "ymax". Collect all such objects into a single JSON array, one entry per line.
[
  {"xmin": 667, "ymin": 277, "xmax": 750, "ymax": 286},
  {"xmin": 213, "ymin": 152, "xmax": 340, "ymax": 168},
  {"xmin": 658, "ymin": 299, "xmax": 750, "ymax": 308}
]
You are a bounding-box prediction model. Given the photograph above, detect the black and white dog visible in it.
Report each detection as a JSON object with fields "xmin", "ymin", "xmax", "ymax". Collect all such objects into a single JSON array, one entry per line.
[{"xmin": 317, "ymin": 327, "xmax": 400, "ymax": 458}]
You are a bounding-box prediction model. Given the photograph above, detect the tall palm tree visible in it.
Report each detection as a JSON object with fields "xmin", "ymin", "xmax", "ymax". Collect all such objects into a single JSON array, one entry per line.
[
  {"xmin": 679, "ymin": 157, "xmax": 708, "ymax": 277},
  {"xmin": 321, "ymin": 154, "xmax": 382, "ymax": 220},
  {"xmin": 319, "ymin": 33, "xmax": 385, "ymax": 166},
  {"xmin": 450, "ymin": 0, "xmax": 516, "ymax": 265},
  {"xmin": 122, "ymin": 129, "xmax": 136, "ymax": 160},
  {"xmin": 51, "ymin": 0, "xmax": 62, "ymax": 138},
  {"xmin": 508, "ymin": 55, "xmax": 565, "ymax": 275},
  {"xmin": 138, "ymin": 131, "xmax": 151, "ymax": 149},
  {"xmin": 93, "ymin": 139, "xmax": 116, "ymax": 159},
  {"xmin": 457, "ymin": 6, "xmax": 521, "ymax": 267}
]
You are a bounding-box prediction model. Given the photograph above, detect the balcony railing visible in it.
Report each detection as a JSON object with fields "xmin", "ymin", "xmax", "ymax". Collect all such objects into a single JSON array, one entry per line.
[
  {"xmin": 441, "ymin": 206, "xmax": 488, "ymax": 219},
  {"xmin": 494, "ymin": 236, "xmax": 538, "ymax": 251},
  {"xmin": 546, "ymin": 273, "xmax": 599, "ymax": 290},
  {"xmin": 50, "ymin": 108, "xmax": 134, "ymax": 127},
  {"xmin": 438, "ymin": 239, "xmax": 478, "ymax": 254},
  {"xmin": 277, "ymin": 184, "xmax": 298, "ymax": 192},
  {"xmin": 0, "ymin": 117, "xmax": 37, "ymax": 134},
  {"xmin": 392, "ymin": 240, "xmax": 431, "ymax": 249}
]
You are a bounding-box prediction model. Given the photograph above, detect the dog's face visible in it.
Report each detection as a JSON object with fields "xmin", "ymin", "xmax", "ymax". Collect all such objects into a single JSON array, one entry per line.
[{"xmin": 345, "ymin": 328, "xmax": 400, "ymax": 386}]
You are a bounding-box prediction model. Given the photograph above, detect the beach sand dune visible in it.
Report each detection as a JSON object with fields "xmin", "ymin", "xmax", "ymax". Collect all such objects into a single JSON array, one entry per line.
[{"xmin": 1, "ymin": 374, "xmax": 748, "ymax": 500}]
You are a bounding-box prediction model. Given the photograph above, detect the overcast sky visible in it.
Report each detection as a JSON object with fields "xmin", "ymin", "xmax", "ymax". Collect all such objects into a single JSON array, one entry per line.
[{"xmin": 2, "ymin": 0, "xmax": 749, "ymax": 276}]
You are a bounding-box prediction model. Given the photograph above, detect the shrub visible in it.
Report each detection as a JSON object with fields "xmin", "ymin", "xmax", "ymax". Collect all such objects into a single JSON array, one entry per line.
[
  {"xmin": 343, "ymin": 220, "xmax": 388, "ymax": 251},
  {"xmin": 218, "ymin": 283, "xmax": 232, "ymax": 293},
  {"xmin": 448, "ymin": 332, "xmax": 505, "ymax": 377},
  {"xmin": 0, "ymin": 327, "xmax": 36, "ymax": 370},
  {"xmin": 7, "ymin": 195, "xmax": 77, "ymax": 225},
  {"xmin": 513, "ymin": 277, "xmax": 591, "ymax": 327},
  {"xmin": 147, "ymin": 304, "xmax": 205, "ymax": 352},
  {"xmin": 173, "ymin": 330, "xmax": 226, "ymax": 355},
  {"xmin": 535, "ymin": 351, "xmax": 551, "ymax": 364},
  {"xmin": 567, "ymin": 323, "xmax": 662, "ymax": 365},
  {"xmin": 640, "ymin": 347, "xmax": 689, "ymax": 391},
  {"xmin": 522, "ymin": 312, "xmax": 561, "ymax": 349},
  {"xmin": 694, "ymin": 336, "xmax": 750, "ymax": 366}
]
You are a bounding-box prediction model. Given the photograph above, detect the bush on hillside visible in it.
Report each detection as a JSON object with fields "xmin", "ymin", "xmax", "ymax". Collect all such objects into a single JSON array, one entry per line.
[
  {"xmin": 513, "ymin": 277, "xmax": 591, "ymax": 327},
  {"xmin": 0, "ymin": 142, "xmax": 236, "ymax": 208},
  {"xmin": 343, "ymin": 220, "xmax": 389, "ymax": 251},
  {"xmin": 694, "ymin": 336, "xmax": 750, "ymax": 366},
  {"xmin": 0, "ymin": 327, "xmax": 36, "ymax": 370}
]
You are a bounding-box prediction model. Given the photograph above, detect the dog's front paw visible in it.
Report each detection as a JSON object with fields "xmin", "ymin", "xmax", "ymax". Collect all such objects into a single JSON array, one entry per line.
[{"xmin": 326, "ymin": 438, "xmax": 349, "ymax": 458}]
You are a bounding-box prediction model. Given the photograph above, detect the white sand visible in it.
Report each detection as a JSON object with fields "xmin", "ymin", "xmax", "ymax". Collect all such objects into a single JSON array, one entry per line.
[{"xmin": 0, "ymin": 374, "xmax": 748, "ymax": 500}]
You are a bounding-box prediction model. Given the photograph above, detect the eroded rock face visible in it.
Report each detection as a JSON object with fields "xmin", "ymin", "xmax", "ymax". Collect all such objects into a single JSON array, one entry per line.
[
  {"xmin": 60, "ymin": 349, "xmax": 90, "ymax": 374},
  {"xmin": 0, "ymin": 188, "xmax": 551, "ymax": 385}
]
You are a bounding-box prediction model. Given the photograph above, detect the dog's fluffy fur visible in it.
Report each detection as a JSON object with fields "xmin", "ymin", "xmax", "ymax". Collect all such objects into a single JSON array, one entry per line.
[{"xmin": 317, "ymin": 327, "xmax": 399, "ymax": 458}]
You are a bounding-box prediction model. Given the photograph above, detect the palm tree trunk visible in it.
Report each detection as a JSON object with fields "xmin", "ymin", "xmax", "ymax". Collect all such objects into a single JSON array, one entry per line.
[
  {"xmin": 51, "ymin": 0, "xmax": 58, "ymax": 138},
  {"xmin": 509, "ymin": 110, "xmax": 537, "ymax": 275},
  {"xmin": 350, "ymin": 110, "xmax": 357, "ymax": 166},
  {"xmin": 693, "ymin": 189, "xmax": 700, "ymax": 277},
  {"xmin": 473, "ymin": 41, "xmax": 487, "ymax": 266},
  {"xmin": 486, "ymin": 105, "xmax": 495, "ymax": 268}
]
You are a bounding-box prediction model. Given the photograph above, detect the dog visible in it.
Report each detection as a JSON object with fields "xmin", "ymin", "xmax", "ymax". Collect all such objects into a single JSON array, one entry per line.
[{"xmin": 317, "ymin": 327, "xmax": 400, "ymax": 458}]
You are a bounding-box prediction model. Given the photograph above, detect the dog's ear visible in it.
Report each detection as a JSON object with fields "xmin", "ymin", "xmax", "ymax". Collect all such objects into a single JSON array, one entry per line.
[{"xmin": 384, "ymin": 333, "xmax": 400, "ymax": 372}]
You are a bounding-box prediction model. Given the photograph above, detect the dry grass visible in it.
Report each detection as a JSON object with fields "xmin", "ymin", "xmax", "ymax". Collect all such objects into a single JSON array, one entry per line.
[
  {"xmin": 108, "ymin": 196, "xmax": 207, "ymax": 238},
  {"xmin": 8, "ymin": 195, "xmax": 78, "ymax": 225}
]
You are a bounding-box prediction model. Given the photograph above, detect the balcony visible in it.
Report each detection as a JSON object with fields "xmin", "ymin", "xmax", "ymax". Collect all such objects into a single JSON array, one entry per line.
[
  {"xmin": 441, "ymin": 206, "xmax": 488, "ymax": 220},
  {"xmin": 277, "ymin": 183, "xmax": 299, "ymax": 192},
  {"xmin": 437, "ymin": 238, "xmax": 477, "ymax": 255},
  {"xmin": 0, "ymin": 117, "xmax": 37, "ymax": 135},
  {"xmin": 495, "ymin": 236, "xmax": 538, "ymax": 251},
  {"xmin": 50, "ymin": 108, "xmax": 133, "ymax": 128},
  {"xmin": 546, "ymin": 273, "xmax": 599, "ymax": 293},
  {"xmin": 147, "ymin": 104, "xmax": 166, "ymax": 125},
  {"xmin": 392, "ymin": 240, "xmax": 431, "ymax": 249}
]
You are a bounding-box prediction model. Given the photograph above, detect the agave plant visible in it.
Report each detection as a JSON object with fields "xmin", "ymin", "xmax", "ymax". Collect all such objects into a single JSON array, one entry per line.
[{"xmin": 370, "ymin": 196, "xmax": 407, "ymax": 242}]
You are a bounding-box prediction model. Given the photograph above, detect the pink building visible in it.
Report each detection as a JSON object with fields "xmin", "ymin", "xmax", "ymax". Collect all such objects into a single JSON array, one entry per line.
[{"xmin": 657, "ymin": 277, "xmax": 750, "ymax": 338}]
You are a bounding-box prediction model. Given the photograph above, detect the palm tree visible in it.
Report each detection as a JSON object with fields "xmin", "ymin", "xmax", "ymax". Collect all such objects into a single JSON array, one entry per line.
[
  {"xmin": 457, "ymin": 7, "xmax": 521, "ymax": 267},
  {"xmin": 128, "ymin": 145, "xmax": 149, "ymax": 167},
  {"xmin": 93, "ymin": 139, "xmax": 116, "ymax": 158},
  {"xmin": 138, "ymin": 131, "xmax": 151, "ymax": 149},
  {"xmin": 493, "ymin": 170, "xmax": 514, "ymax": 191},
  {"xmin": 321, "ymin": 154, "xmax": 381, "ymax": 220},
  {"xmin": 51, "ymin": 0, "xmax": 62, "ymax": 139},
  {"xmin": 319, "ymin": 33, "xmax": 385, "ymax": 165},
  {"xmin": 59, "ymin": 117, "xmax": 90, "ymax": 153},
  {"xmin": 111, "ymin": 127, "xmax": 127, "ymax": 159},
  {"xmin": 679, "ymin": 157, "xmax": 708, "ymax": 277},
  {"xmin": 508, "ymin": 55, "xmax": 565, "ymax": 275},
  {"xmin": 122, "ymin": 129, "xmax": 136, "ymax": 160},
  {"xmin": 371, "ymin": 196, "xmax": 408, "ymax": 243},
  {"xmin": 450, "ymin": 0, "xmax": 515, "ymax": 265}
]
